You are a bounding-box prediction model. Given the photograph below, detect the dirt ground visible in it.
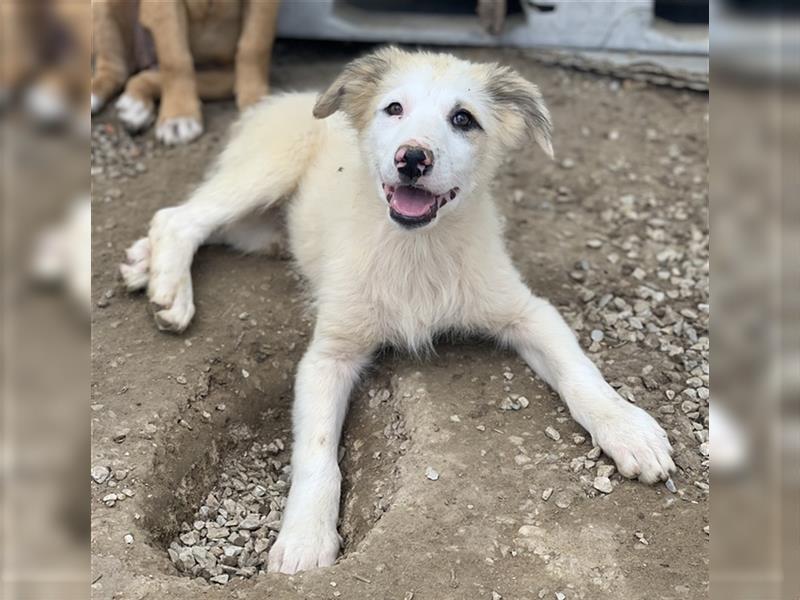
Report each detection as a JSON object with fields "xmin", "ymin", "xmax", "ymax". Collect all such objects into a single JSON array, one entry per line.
[{"xmin": 90, "ymin": 42, "xmax": 709, "ymax": 600}]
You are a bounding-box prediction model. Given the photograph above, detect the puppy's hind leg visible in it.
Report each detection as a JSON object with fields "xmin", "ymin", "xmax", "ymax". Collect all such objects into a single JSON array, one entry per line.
[
  {"xmin": 124, "ymin": 94, "xmax": 323, "ymax": 332},
  {"xmin": 208, "ymin": 208, "xmax": 286, "ymax": 257}
]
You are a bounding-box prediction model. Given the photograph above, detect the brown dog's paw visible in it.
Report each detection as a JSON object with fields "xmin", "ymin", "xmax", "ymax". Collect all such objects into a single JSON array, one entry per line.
[
  {"xmin": 91, "ymin": 75, "xmax": 122, "ymax": 115},
  {"xmin": 156, "ymin": 92, "xmax": 203, "ymax": 144},
  {"xmin": 156, "ymin": 115, "xmax": 203, "ymax": 145},
  {"xmin": 116, "ymin": 94, "xmax": 155, "ymax": 132}
]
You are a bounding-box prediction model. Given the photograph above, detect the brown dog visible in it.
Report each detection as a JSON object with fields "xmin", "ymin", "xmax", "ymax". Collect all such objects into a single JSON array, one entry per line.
[{"xmin": 92, "ymin": 0, "xmax": 280, "ymax": 145}]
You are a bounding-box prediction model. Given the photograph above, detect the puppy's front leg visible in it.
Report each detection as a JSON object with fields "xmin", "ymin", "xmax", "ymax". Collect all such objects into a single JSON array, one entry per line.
[
  {"xmin": 268, "ymin": 334, "xmax": 373, "ymax": 575},
  {"xmin": 493, "ymin": 287, "xmax": 675, "ymax": 484}
]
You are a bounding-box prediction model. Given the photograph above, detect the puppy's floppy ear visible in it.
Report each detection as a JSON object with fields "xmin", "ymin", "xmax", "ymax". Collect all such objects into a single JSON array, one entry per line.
[
  {"xmin": 313, "ymin": 47, "xmax": 398, "ymax": 127},
  {"xmin": 486, "ymin": 65, "xmax": 554, "ymax": 159}
]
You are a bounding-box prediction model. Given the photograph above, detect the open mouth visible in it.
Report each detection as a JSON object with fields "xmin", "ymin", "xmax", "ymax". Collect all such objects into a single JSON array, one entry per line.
[{"xmin": 382, "ymin": 184, "xmax": 459, "ymax": 228}]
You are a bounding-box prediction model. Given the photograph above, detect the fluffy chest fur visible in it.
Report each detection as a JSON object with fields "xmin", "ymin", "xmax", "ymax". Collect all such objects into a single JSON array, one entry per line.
[{"xmin": 287, "ymin": 117, "xmax": 510, "ymax": 351}]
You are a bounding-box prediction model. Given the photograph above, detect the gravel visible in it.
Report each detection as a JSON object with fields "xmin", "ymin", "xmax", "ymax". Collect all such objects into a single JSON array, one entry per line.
[
  {"xmin": 596, "ymin": 464, "xmax": 616, "ymax": 478},
  {"xmin": 593, "ymin": 476, "xmax": 613, "ymax": 494},
  {"xmin": 544, "ymin": 426, "xmax": 561, "ymax": 442},
  {"xmin": 91, "ymin": 122, "xmax": 160, "ymax": 184},
  {"xmin": 166, "ymin": 438, "xmax": 290, "ymax": 584},
  {"xmin": 91, "ymin": 465, "xmax": 111, "ymax": 484}
]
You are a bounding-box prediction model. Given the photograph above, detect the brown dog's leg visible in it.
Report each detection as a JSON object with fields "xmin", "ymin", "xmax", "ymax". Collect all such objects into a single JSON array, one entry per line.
[
  {"xmin": 140, "ymin": 0, "xmax": 202, "ymax": 144},
  {"xmin": 234, "ymin": 0, "xmax": 280, "ymax": 110},
  {"xmin": 91, "ymin": 0, "xmax": 135, "ymax": 114},
  {"xmin": 197, "ymin": 69, "xmax": 236, "ymax": 101}
]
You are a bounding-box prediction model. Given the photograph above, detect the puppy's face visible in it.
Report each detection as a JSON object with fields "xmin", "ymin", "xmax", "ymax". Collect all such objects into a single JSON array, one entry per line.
[{"xmin": 314, "ymin": 48, "xmax": 553, "ymax": 230}]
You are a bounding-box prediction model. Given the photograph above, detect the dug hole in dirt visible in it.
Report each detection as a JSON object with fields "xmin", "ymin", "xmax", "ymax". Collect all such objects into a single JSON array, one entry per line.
[{"xmin": 91, "ymin": 42, "xmax": 709, "ymax": 599}]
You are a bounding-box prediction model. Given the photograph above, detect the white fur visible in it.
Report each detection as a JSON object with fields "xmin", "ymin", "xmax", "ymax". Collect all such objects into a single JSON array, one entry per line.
[
  {"xmin": 367, "ymin": 69, "xmax": 480, "ymax": 202},
  {"xmin": 120, "ymin": 50, "xmax": 675, "ymax": 575},
  {"xmin": 91, "ymin": 93, "xmax": 103, "ymax": 115},
  {"xmin": 115, "ymin": 94, "xmax": 155, "ymax": 131}
]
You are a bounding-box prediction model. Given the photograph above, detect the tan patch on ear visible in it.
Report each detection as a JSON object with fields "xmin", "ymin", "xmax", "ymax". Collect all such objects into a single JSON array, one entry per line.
[
  {"xmin": 485, "ymin": 65, "xmax": 554, "ymax": 158},
  {"xmin": 313, "ymin": 47, "xmax": 403, "ymax": 129}
]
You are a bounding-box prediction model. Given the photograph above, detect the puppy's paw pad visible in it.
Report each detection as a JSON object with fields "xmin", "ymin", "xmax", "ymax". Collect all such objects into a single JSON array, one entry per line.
[
  {"xmin": 156, "ymin": 116, "xmax": 203, "ymax": 145},
  {"xmin": 116, "ymin": 94, "xmax": 155, "ymax": 131},
  {"xmin": 267, "ymin": 530, "xmax": 339, "ymax": 575},
  {"xmin": 592, "ymin": 402, "xmax": 675, "ymax": 485}
]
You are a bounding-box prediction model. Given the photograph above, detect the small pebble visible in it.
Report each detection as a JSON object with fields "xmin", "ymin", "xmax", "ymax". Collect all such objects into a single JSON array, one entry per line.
[
  {"xmin": 596, "ymin": 464, "xmax": 615, "ymax": 478},
  {"xmin": 425, "ymin": 466, "xmax": 440, "ymax": 481},
  {"xmin": 91, "ymin": 465, "xmax": 110, "ymax": 484},
  {"xmin": 544, "ymin": 426, "xmax": 561, "ymax": 442},
  {"xmin": 593, "ymin": 476, "xmax": 613, "ymax": 494}
]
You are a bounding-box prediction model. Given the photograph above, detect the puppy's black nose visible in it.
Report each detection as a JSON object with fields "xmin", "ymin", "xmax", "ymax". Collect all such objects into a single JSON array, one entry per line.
[{"xmin": 395, "ymin": 145, "xmax": 433, "ymax": 181}]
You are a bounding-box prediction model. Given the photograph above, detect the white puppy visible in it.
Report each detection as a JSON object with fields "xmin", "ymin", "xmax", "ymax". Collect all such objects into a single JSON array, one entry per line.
[{"xmin": 120, "ymin": 47, "xmax": 675, "ymax": 575}]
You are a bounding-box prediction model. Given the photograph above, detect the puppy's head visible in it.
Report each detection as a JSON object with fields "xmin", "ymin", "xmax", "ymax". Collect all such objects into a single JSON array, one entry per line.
[{"xmin": 314, "ymin": 47, "xmax": 553, "ymax": 230}]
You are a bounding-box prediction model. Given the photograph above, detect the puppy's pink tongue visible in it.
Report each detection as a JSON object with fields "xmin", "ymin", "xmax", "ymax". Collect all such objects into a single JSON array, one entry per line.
[{"xmin": 390, "ymin": 186, "xmax": 436, "ymax": 217}]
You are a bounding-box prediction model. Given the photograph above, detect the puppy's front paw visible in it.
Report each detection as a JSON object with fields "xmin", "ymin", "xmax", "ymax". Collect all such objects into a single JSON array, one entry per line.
[
  {"xmin": 119, "ymin": 237, "xmax": 150, "ymax": 291},
  {"xmin": 147, "ymin": 263, "xmax": 195, "ymax": 333},
  {"xmin": 267, "ymin": 525, "xmax": 340, "ymax": 575},
  {"xmin": 149, "ymin": 287, "xmax": 195, "ymax": 333},
  {"xmin": 591, "ymin": 400, "xmax": 675, "ymax": 485},
  {"xmin": 156, "ymin": 116, "xmax": 203, "ymax": 145}
]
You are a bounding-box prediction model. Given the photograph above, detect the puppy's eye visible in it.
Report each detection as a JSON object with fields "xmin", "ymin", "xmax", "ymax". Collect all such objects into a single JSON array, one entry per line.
[
  {"xmin": 384, "ymin": 102, "xmax": 403, "ymax": 116},
  {"xmin": 451, "ymin": 109, "xmax": 476, "ymax": 130}
]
